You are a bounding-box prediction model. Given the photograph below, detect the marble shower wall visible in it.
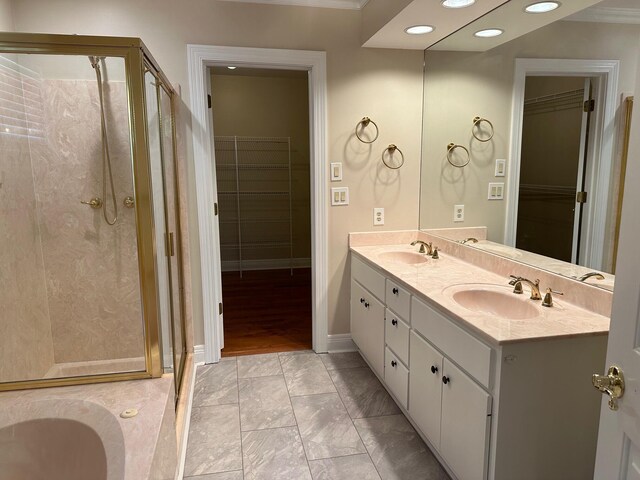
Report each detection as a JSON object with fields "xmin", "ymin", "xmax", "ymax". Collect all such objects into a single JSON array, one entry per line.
[
  {"xmin": 30, "ymin": 77, "xmax": 145, "ymax": 364},
  {"xmin": 0, "ymin": 56, "xmax": 56, "ymax": 382}
]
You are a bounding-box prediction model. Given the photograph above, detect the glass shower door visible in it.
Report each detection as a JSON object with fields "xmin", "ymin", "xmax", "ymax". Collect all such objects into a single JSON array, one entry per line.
[{"xmin": 144, "ymin": 65, "xmax": 186, "ymax": 398}]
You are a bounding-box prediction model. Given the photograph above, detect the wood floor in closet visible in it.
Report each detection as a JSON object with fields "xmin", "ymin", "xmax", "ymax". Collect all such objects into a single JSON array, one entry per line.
[{"xmin": 221, "ymin": 268, "xmax": 312, "ymax": 357}]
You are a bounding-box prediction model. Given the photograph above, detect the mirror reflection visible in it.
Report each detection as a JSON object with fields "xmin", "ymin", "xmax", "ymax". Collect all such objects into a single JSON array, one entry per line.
[{"xmin": 419, "ymin": 0, "xmax": 638, "ymax": 291}]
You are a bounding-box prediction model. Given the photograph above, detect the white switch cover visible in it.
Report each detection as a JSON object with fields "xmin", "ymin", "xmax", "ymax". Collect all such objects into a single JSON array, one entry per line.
[
  {"xmin": 330, "ymin": 162, "xmax": 343, "ymax": 182},
  {"xmin": 373, "ymin": 208, "xmax": 385, "ymax": 226},
  {"xmin": 454, "ymin": 204, "xmax": 464, "ymax": 222},
  {"xmin": 331, "ymin": 187, "xmax": 349, "ymax": 206},
  {"xmin": 488, "ymin": 182, "xmax": 504, "ymax": 200},
  {"xmin": 495, "ymin": 159, "xmax": 506, "ymax": 177}
]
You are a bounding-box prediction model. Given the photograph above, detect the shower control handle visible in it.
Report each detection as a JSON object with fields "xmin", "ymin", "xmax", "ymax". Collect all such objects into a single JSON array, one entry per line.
[{"xmin": 81, "ymin": 197, "xmax": 103, "ymax": 209}]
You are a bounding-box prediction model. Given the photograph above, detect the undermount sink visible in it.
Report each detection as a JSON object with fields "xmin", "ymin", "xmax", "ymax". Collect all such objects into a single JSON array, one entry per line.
[
  {"xmin": 444, "ymin": 284, "xmax": 541, "ymax": 320},
  {"xmin": 379, "ymin": 251, "xmax": 429, "ymax": 265}
]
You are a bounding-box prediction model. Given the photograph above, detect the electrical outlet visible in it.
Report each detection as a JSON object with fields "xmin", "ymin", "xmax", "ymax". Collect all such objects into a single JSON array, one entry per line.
[
  {"xmin": 331, "ymin": 187, "xmax": 349, "ymax": 206},
  {"xmin": 373, "ymin": 208, "xmax": 385, "ymax": 226},
  {"xmin": 495, "ymin": 159, "xmax": 506, "ymax": 177},
  {"xmin": 488, "ymin": 182, "xmax": 504, "ymax": 200},
  {"xmin": 454, "ymin": 204, "xmax": 464, "ymax": 222},
  {"xmin": 330, "ymin": 162, "xmax": 343, "ymax": 182}
]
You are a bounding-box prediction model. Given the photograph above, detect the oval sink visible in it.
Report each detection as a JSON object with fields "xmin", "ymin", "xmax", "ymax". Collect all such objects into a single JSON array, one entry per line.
[
  {"xmin": 378, "ymin": 251, "xmax": 428, "ymax": 265},
  {"xmin": 444, "ymin": 285, "xmax": 541, "ymax": 320}
]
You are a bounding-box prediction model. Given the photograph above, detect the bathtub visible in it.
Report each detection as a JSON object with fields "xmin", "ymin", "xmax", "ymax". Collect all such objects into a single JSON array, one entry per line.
[{"xmin": 0, "ymin": 376, "xmax": 176, "ymax": 480}]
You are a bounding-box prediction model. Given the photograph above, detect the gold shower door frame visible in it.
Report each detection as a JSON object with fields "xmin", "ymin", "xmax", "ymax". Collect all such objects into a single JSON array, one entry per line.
[{"xmin": 0, "ymin": 32, "xmax": 180, "ymax": 391}]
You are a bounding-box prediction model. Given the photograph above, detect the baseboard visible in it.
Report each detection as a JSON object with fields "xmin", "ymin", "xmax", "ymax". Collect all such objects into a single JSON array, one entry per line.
[
  {"xmin": 221, "ymin": 257, "xmax": 311, "ymax": 272},
  {"xmin": 193, "ymin": 344, "xmax": 205, "ymax": 365},
  {"xmin": 326, "ymin": 334, "xmax": 356, "ymax": 353}
]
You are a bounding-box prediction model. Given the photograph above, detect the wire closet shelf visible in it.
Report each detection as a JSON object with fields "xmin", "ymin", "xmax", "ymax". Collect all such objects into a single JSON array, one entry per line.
[{"xmin": 214, "ymin": 136, "xmax": 294, "ymax": 277}]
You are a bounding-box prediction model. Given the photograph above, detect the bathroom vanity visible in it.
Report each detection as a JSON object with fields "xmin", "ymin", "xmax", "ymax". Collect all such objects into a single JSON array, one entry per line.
[{"xmin": 349, "ymin": 231, "xmax": 609, "ymax": 480}]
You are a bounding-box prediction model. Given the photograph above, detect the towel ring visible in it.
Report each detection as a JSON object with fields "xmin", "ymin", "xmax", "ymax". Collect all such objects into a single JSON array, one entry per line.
[
  {"xmin": 355, "ymin": 116, "xmax": 379, "ymax": 144},
  {"xmin": 472, "ymin": 116, "xmax": 494, "ymax": 142},
  {"xmin": 447, "ymin": 143, "xmax": 470, "ymax": 168},
  {"xmin": 382, "ymin": 144, "xmax": 404, "ymax": 170}
]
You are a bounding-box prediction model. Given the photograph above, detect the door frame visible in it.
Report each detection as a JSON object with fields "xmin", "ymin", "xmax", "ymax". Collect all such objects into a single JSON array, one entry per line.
[
  {"xmin": 187, "ymin": 45, "xmax": 328, "ymax": 364},
  {"xmin": 504, "ymin": 58, "xmax": 619, "ymax": 270}
]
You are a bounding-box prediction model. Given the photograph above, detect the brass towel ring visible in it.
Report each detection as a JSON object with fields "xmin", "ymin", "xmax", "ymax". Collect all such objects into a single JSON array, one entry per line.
[
  {"xmin": 447, "ymin": 143, "xmax": 470, "ymax": 168},
  {"xmin": 382, "ymin": 144, "xmax": 404, "ymax": 169},
  {"xmin": 472, "ymin": 116, "xmax": 494, "ymax": 142},
  {"xmin": 355, "ymin": 117, "xmax": 379, "ymax": 144}
]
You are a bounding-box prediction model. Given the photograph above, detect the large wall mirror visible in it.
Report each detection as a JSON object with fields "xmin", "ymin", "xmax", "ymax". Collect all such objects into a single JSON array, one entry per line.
[{"xmin": 419, "ymin": 0, "xmax": 639, "ymax": 292}]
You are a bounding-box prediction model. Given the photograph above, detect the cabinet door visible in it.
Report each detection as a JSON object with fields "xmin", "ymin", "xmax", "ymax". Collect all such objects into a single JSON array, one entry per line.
[
  {"xmin": 351, "ymin": 280, "xmax": 385, "ymax": 377},
  {"xmin": 441, "ymin": 359, "xmax": 492, "ymax": 480},
  {"xmin": 409, "ymin": 331, "xmax": 443, "ymax": 449}
]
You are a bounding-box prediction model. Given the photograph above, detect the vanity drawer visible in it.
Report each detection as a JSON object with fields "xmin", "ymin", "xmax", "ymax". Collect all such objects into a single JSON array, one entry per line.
[
  {"xmin": 385, "ymin": 308, "xmax": 410, "ymax": 366},
  {"xmin": 351, "ymin": 255, "xmax": 385, "ymax": 302},
  {"xmin": 385, "ymin": 347, "xmax": 409, "ymax": 409},
  {"xmin": 411, "ymin": 297, "xmax": 492, "ymax": 389},
  {"xmin": 386, "ymin": 279, "xmax": 411, "ymax": 321}
]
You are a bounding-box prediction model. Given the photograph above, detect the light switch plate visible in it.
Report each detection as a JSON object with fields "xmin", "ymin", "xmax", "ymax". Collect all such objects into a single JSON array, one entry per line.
[
  {"xmin": 330, "ymin": 162, "xmax": 343, "ymax": 182},
  {"xmin": 495, "ymin": 159, "xmax": 506, "ymax": 177},
  {"xmin": 454, "ymin": 204, "xmax": 464, "ymax": 222},
  {"xmin": 373, "ymin": 207, "xmax": 385, "ymax": 226},
  {"xmin": 331, "ymin": 187, "xmax": 349, "ymax": 206},
  {"xmin": 488, "ymin": 182, "xmax": 504, "ymax": 200}
]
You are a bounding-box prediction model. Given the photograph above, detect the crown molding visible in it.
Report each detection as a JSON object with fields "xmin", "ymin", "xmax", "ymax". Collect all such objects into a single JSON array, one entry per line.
[
  {"xmin": 565, "ymin": 6, "xmax": 640, "ymax": 24},
  {"xmin": 218, "ymin": 0, "xmax": 369, "ymax": 10}
]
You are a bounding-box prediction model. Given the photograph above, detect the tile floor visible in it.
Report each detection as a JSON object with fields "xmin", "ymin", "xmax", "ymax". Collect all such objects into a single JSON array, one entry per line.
[{"xmin": 184, "ymin": 351, "xmax": 450, "ymax": 480}]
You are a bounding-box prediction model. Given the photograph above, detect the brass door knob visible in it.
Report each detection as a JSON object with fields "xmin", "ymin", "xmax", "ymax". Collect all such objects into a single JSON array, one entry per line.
[{"xmin": 592, "ymin": 365, "xmax": 625, "ymax": 411}]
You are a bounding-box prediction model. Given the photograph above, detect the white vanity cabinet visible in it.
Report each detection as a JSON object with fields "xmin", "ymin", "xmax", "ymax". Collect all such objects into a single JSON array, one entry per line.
[{"xmin": 350, "ymin": 250, "xmax": 608, "ymax": 480}]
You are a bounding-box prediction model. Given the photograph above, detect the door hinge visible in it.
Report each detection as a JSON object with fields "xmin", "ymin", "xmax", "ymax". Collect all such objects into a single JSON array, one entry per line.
[
  {"xmin": 207, "ymin": 94, "xmax": 212, "ymax": 108},
  {"xmin": 214, "ymin": 202, "xmax": 219, "ymax": 216},
  {"xmin": 576, "ymin": 191, "xmax": 588, "ymax": 204},
  {"xmin": 219, "ymin": 302, "xmax": 223, "ymax": 315},
  {"xmin": 583, "ymin": 99, "xmax": 595, "ymax": 112}
]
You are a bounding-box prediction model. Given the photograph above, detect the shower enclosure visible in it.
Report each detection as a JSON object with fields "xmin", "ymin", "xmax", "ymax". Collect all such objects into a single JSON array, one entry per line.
[{"xmin": 0, "ymin": 32, "xmax": 186, "ymax": 396}]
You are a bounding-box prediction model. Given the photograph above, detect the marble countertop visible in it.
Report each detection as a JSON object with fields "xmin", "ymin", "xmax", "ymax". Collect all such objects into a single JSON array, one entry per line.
[{"xmin": 350, "ymin": 244, "xmax": 610, "ymax": 346}]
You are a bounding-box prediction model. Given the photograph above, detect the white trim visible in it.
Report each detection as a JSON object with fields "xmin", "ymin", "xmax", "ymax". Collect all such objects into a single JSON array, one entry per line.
[
  {"xmin": 221, "ymin": 257, "xmax": 312, "ymax": 272},
  {"xmin": 193, "ymin": 344, "xmax": 206, "ymax": 365},
  {"xmin": 214, "ymin": 0, "xmax": 369, "ymax": 9},
  {"xmin": 327, "ymin": 334, "xmax": 357, "ymax": 353},
  {"xmin": 188, "ymin": 45, "xmax": 329, "ymax": 363},
  {"xmin": 175, "ymin": 363, "xmax": 197, "ymax": 480},
  {"xmin": 565, "ymin": 7, "xmax": 640, "ymax": 25},
  {"xmin": 505, "ymin": 58, "xmax": 619, "ymax": 270}
]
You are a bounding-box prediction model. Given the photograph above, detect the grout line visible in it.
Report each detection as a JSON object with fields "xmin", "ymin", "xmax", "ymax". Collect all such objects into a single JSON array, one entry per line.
[
  {"xmin": 279, "ymin": 350, "xmax": 314, "ymax": 478},
  {"xmin": 236, "ymin": 357, "xmax": 245, "ymax": 478},
  {"xmin": 326, "ymin": 354, "xmax": 384, "ymax": 480}
]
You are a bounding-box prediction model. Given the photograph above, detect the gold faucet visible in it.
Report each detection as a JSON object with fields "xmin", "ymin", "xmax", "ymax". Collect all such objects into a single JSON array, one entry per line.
[
  {"xmin": 460, "ymin": 237, "xmax": 478, "ymax": 244},
  {"xmin": 411, "ymin": 240, "xmax": 432, "ymax": 254},
  {"xmin": 509, "ymin": 275, "xmax": 542, "ymax": 300}
]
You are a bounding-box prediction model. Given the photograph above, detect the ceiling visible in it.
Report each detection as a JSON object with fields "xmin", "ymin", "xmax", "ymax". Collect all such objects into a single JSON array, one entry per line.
[{"xmin": 215, "ymin": 0, "xmax": 640, "ymax": 50}]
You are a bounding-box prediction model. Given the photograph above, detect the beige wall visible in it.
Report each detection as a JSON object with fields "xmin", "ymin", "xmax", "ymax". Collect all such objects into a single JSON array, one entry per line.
[
  {"xmin": 0, "ymin": 0, "xmax": 13, "ymax": 31},
  {"xmin": 11, "ymin": 0, "xmax": 424, "ymax": 343},
  {"xmin": 211, "ymin": 72, "xmax": 311, "ymax": 261},
  {"xmin": 420, "ymin": 21, "xmax": 640, "ymax": 252}
]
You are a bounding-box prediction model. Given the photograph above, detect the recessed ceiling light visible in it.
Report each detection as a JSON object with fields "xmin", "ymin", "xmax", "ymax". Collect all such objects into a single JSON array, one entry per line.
[
  {"xmin": 405, "ymin": 25, "xmax": 435, "ymax": 35},
  {"xmin": 441, "ymin": 0, "xmax": 475, "ymax": 8},
  {"xmin": 525, "ymin": 1, "xmax": 560, "ymax": 13},
  {"xmin": 227, "ymin": 66, "xmax": 237, "ymax": 70},
  {"xmin": 474, "ymin": 28, "xmax": 504, "ymax": 38}
]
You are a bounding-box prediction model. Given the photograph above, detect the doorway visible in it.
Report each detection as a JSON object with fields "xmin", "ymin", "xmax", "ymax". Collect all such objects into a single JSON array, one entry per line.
[
  {"xmin": 516, "ymin": 75, "xmax": 595, "ymax": 264},
  {"xmin": 210, "ymin": 67, "xmax": 312, "ymax": 356}
]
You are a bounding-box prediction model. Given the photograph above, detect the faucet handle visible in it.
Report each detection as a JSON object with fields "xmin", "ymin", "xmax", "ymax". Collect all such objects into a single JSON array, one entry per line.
[
  {"xmin": 431, "ymin": 247, "xmax": 439, "ymax": 259},
  {"xmin": 542, "ymin": 288, "xmax": 564, "ymax": 308}
]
